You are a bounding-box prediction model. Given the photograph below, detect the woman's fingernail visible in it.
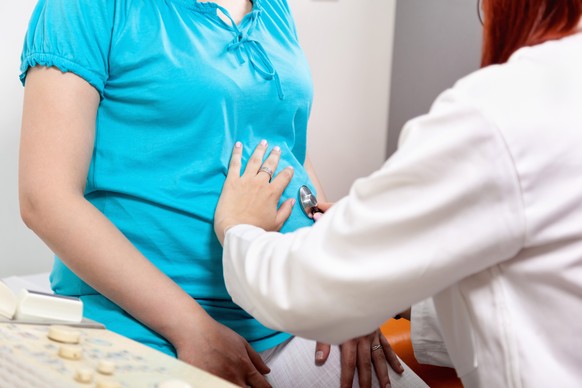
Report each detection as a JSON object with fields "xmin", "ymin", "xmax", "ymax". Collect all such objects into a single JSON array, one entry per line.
[
  {"xmin": 273, "ymin": 146, "xmax": 280, "ymax": 152},
  {"xmin": 235, "ymin": 141, "xmax": 242, "ymax": 148},
  {"xmin": 315, "ymin": 351, "xmax": 324, "ymax": 361},
  {"xmin": 290, "ymin": 198, "xmax": 296, "ymax": 206},
  {"xmin": 260, "ymin": 139, "xmax": 267, "ymax": 147}
]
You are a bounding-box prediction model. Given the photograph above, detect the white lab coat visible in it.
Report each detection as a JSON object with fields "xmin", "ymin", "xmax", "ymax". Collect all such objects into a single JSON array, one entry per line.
[{"xmin": 223, "ymin": 31, "xmax": 582, "ymax": 387}]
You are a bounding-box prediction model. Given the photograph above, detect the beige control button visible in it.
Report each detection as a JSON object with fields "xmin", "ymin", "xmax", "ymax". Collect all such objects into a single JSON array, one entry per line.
[
  {"xmin": 158, "ymin": 380, "xmax": 193, "ymax": 388},
  {"xmin": 48, "ymin": 325, "xmax": 81, "ymax": 344},
  {"xmin": 74, "ymin": 367, "xmax": 94, "ymax": 384},
  {"xmin": 97, "ymin": 360, "xmax": 116, "ymax": 375},
  {"xmin": 96, "ymin": 380, "xmax": 122, "ymax": 388},
  {"xmin": 58, "ymin": 344, "xmax": 83, "ymax": 360}
]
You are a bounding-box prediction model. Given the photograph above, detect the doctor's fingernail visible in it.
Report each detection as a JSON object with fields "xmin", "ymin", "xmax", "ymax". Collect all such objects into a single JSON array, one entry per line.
[
  {"xmin": 260, "ymin": 139, "xmax": 268, "ymax": 147},
  {"xmin": 234, "ymin": 142, "xmax": 242, "ymax": 148},
  {"xmin": 273, "ymin": 146, "xmax": 281, "ymax": 152},
  {"xmin": 315, "ymin": 351, "xmax": 324, "ymax": 361}
]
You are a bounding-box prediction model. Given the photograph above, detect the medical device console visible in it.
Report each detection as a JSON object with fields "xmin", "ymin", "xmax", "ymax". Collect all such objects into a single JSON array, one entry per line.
[{"xmin": 0, "ymin": 323, "xmax": 234, "ymax": 387}]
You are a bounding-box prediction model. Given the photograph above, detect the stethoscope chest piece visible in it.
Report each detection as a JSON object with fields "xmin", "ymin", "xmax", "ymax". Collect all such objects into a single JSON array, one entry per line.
[{"xmin": 299, "ymin": 185, "xmax": 320, "ymax": 219}]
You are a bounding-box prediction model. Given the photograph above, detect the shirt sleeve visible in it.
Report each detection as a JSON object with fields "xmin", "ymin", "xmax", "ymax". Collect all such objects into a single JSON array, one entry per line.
[
  {"xmin": 222, "ymin": 88, "xmax": 526, "ymax": 345},
  {"xmin": 20, "ymin": 0, "xmax": 116, "ymax": 96}
]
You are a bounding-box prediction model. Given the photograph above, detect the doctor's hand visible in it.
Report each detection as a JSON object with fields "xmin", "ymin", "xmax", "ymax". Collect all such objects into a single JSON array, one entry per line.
[
  {"xmin": 215, "ymin": 141, "xmax": 295, "ymax": 245},
  {"xmin": 312, "ymin": 201, "xmax": 333, "ymax": 222},
  {"xmin": 314, "ymin": 329, "xmax": 404, "ymax": 388},
  {"xmin": 175, "ymin": 315, "xmax": 272, "ymax": 388}
]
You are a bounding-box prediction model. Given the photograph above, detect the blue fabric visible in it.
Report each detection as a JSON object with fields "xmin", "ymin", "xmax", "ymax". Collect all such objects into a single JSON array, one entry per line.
[{"xmin": 21, "ymin": 0, "xmax": 316, "ymax": 354}]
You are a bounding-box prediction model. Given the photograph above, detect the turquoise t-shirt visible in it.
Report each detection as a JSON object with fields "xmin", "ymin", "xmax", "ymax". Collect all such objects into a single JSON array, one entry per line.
[{"xmin": 20, "ymin": 0, "xmax": 316, "ymax": 355}]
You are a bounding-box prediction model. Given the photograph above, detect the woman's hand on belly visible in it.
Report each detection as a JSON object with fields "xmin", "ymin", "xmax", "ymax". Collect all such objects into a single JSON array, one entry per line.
[{"xmin": 215, "ymin": 141, "xmax": 296, "ymax": 245}]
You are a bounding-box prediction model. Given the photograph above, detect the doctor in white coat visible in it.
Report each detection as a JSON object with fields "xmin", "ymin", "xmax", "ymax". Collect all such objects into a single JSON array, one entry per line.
[{"xmin": 214, "ymin": 0, "xmax": 582, "ymax": 386}]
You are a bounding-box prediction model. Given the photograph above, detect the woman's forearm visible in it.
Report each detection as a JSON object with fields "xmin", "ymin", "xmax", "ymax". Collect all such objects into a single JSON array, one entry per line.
[{"xmin": 21, "ymin": 190, "xmax": 211, "ymax": 347}]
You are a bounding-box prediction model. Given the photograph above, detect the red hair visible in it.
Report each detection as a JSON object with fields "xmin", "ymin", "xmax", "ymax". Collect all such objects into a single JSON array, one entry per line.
[{"xmin": 481, "ymin": 0, "xmax": 582, "ymax": 66}]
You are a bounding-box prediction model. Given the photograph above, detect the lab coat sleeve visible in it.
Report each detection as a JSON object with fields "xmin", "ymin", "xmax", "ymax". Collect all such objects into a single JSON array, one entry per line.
[
  {"xmin": 222, "ymin": 88, "xmax": 526, "ymax": 344},
  {"xmin": 411, "ymin": 299, "xmax": 453, "ymax": 367}
]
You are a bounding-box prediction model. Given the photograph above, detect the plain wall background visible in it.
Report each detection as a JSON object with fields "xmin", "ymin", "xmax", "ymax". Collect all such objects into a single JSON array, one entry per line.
[
  {"xmin": 291, "ymin": 0, "xmax": 396, "ymax": 201},
  {"xmin": 387, "ymin": 0, "xmax": 482, "ymax": 156},
  {"xmin": 0, "ymin": 0, "xmax": 51, "ymax": 278},
  {"xmin": 0, "ymin": 0, "xmax": 397, "ymax": 278}
]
